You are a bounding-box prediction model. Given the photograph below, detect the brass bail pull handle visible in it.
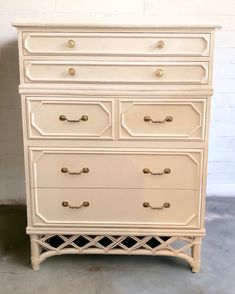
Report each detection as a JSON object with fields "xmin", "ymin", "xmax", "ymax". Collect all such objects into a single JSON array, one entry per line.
[
  {"xmin": 62, "ymin": 201, "xmax": 89, "ymax": 209},
  {"xmin": 61, "ymin": 167, "xmax": 89, "ymax": 175},
  {"xmin": 59, "ymin": 114, "xmax": 88, "ymax": 123},
  {"xmin": 144, "ymin": 115, "xmax": 173, "ymax": 124},
  {"xmin": 143, "ymin": 202, "xmax": 171, "ymax": 210},
  {"xmin": 143, "ymin": 167, "xmax": 171, "ymax": 176}
]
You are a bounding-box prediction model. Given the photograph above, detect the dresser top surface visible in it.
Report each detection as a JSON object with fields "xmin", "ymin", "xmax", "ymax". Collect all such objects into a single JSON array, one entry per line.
[{"xmin": 12, "ymin": 22, "xmax": 221, "ymax": 30}]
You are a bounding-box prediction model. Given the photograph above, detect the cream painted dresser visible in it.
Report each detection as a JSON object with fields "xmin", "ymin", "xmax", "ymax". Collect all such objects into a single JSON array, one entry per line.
[{"xmin": 13, "ymin": 23, "xmax": 220, "ymax": 271}]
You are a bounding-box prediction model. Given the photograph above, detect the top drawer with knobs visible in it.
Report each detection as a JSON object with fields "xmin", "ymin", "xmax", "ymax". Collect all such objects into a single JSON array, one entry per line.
[{"xmin": 22, "ymin": 32, "xmax": 211, "ymax": 57}]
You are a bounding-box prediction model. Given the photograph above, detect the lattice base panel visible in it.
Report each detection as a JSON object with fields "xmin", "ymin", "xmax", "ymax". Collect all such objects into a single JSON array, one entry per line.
[{"xmin": 30, "ymin": 234, "xmax": 202, "ymax": 272}]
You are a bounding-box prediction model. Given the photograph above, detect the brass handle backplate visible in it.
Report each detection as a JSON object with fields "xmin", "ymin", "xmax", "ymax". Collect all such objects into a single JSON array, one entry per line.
[
  {"xmin": 143, "ymin": 167, "xmax": 171, "ymax": 176},
  {"xmin": 62, "ymin": 201, "xmax": 89, "ymax": 209},
  {"xmin": 59, "ymin": 114, "xmax": 88, "ymax": 123},
  {"xmin": 143, "ymin": 202, "xmax": 171, "ymax": 210},
  {"xmin": 156, "ymin": 40, "xmax": 165, "ymax": 49},
  {"xmin": 68, "ymin": 67, "xmax": 76, "ymax": 76},
  {"xmin": 156, "ymin": 69, "xmax": 164, "ymax": 77},
  {"xmin": 61, "ymin": 167, "xmax": 89, "ymax": 175},
  {"xmin": 67, "ymin": 39, "xmax": 75, "ymax": 48},
  {"xmin": 144, "ymin": 115, "xmax": 173, "ymax": 124}
]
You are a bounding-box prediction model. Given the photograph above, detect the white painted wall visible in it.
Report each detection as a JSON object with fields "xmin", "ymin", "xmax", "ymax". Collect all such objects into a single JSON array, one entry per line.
[{"xmin": 0, "ymin": 0, "xmax": 234, "ymax": 202}]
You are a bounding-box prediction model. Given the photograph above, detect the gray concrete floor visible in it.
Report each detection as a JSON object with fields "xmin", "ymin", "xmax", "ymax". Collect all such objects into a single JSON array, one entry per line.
[{"xmin": 0, "ymin": 197, "xmax": 234, "ymax": 294}]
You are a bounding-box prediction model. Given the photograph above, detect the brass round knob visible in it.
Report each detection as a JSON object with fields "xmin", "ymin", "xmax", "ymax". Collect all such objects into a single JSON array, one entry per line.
[
  {"xmin": 156, "ymin": 40, "xmax": 165, "ymax": 49},
  {"xmin": 81, "ymin": 115, "xmax": 88, "ymax": 121},
  {"xmin": 144, "ymin": 116, "xmax": 151, "ymax": 122},
  {"xmin": 156, "ymin": 69, "xmax": 164, "ymax": 78},
  {"xmin": 59, "ymin": 115, "xmax": 67, "ymax": 121},
  {"xmin": 62, "ymin": 201, "xmax": 69, "ymax": 207},
  {"xmin": 165, "ymin": 116, "xmax": 173, "ymax": 122},
  {"xmin": 82, "ymin": 168, "xmax": 89, "ymax": 174},
  {"xmin": 163, "ymin": 202, "xmax": 171, "ymax": 208},
  {"xmin": 61, "ymin": 167, "xmax": 68, "ymax": 173},
  {"xmin": 83, "ymin": 201, "xmax": 90, "ymax": 207},
  {"xmin": 143, "ymin": 168, "xmax": 150, "ymax": 174},
  {"xmin": 68, "ymin": 68, "xmax": 76, "ymax": 76},
  {"xmin": 67, "ymin": 39, "xmax": 75, "ymax": 48},
  {"xmin": 143, "ymin": 202, "xmax": 149, "ymax": 208},
  {"xmin": 163, "ymin": 168, "xmax": 171, "ymax": 174}
]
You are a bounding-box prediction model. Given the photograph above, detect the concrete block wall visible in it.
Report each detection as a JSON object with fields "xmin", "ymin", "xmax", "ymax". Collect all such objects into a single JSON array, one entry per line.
[{"xmin": 0, "ymin": 0, "xmax": 234, "ymax": 202}]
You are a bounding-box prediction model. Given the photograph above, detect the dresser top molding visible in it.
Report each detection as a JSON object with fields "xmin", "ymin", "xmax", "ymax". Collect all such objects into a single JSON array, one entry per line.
[{"xmin": 12, "ymin": 22, "xmax": 221, "ymax": 31}]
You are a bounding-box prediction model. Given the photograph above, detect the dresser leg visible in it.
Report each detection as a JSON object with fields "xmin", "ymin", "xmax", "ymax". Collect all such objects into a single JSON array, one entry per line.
[
  {"xmin": 30, "ymin": 234, "xmax": 40, "ymax": 270},
  {"xmin": 191, "ymin": 237, "xmax": 202, "ymax": 273}
]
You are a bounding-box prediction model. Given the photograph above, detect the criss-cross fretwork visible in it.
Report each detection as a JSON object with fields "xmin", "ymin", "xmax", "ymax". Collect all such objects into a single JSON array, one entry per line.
[{"xmin": 30, "ymin": 234, "xmax": 201, "ymax": 271}]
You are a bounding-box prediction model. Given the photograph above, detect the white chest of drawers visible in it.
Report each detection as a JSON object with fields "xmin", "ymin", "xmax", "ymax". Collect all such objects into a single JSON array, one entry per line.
[{"xmin": 13, "ymin": 23, "xmax": 220, "ymax": 271}]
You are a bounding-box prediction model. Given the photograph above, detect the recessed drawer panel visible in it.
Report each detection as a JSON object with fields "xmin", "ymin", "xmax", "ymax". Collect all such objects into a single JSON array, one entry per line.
[
  {"xmin": 120, "ymin": 99, "xmax": 207, "ymax": 141},
  {"xmin": 33, "ymin": 188, "xmax": 200, "ymax": 229},
  {"xmin": 23, "ymin": 33, "xmax": 210, "ymax": 57},
  {"xmin": 30, "ymin": 149, "xmax": 203, "ymax": 190},
  {"xmin": 26, "ymin": 97, "xmax": 113, "ymax": 139},
  {"xmin": 24, "ymin": 61, "xmax": 209, "ymax": 85}
]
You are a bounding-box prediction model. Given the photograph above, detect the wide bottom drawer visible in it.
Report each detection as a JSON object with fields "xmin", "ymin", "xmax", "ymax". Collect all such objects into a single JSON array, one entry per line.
[{"xmin": 33, "ymin": 188, "xmax": 200, "ymax": 229}]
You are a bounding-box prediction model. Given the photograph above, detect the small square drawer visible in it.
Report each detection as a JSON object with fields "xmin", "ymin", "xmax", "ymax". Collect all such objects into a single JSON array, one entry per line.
[
  {"xmin": 119, "ymin": 98, "xmax": 207, "ymax": 141},
  {"xmin": 22, "ymin": 32, "xmax": 210, "ymax": 57},
  {"xmin": 24, "ymin": 61, "xmax": 209, "ymax": 85},
  {"xmin": 32, "ymin": 188, "xmax": 200, "ymax": 229},
  {"xmin": 25, "ymin": 97, "xmax": 113, "ymax": 139}
]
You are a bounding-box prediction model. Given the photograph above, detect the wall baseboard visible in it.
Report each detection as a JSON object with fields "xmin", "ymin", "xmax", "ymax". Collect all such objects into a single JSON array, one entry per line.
[
  {"xmin": 207, "ymin": 184, "xmax": 235, "ymax": 197},
  {"xmin": 0, "ymin": 199, "xmax": 26, "ymax": 206}
]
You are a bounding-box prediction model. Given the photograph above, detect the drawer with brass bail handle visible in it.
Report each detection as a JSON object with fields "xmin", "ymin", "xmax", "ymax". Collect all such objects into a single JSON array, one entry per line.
[
  {"xmin": 59, "ymin": 114, "xmax": 88, "ymax": 123},
  {"xmin": 62, "ymin": 201, "xmax": 89, "ymax": 209},
  {"xmin": 143, "ymin": 202, "xmax": 171, "ymax": 210},
  {"xmin": 61, "ymin": 167, "xmax": 89, "ymax": 175}
]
